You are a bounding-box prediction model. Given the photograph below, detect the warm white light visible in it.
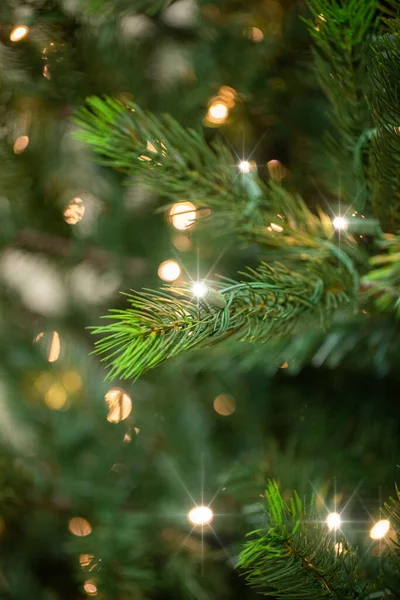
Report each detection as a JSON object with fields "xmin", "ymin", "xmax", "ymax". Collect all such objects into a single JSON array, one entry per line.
[
  {"xmin": 370, "ymin": 519, "xmax": 390, "ymax": 540},
  {"xmin": 239, "ymin": 161, "xmax": 252, "ymax": 173},
  {"xmin": 13, "ymin": 135, "xmax": 29, "ymax": 154},
  {"xmin": 207, "ymin": 102, "xmax": 228, "ymax": 124},
  {"xmin": 64, "ymin": 197, "xmax": 85, "ymax": 225},
  {"xmin": 334, "ymin": 542, "xmax": 344, "ymax": 554},
  {"xmin": 105, "ymin": 388, "xmax": 132, "ymax": 423},
  {"xmin": 10, "ymin": 26, "xmax": 29, "ymax": 42},
  {"xmin": 326, "ymin": 512, "xmax": 341, "ymax": 530},
  {"xmin": 332, "ymin": 216, "xmax": 348, "ymax": 231},
  {"xmin": 187, "ymin": 506, "xmax": 213, "ymax": 526},
  {"xmin": 169, "ymin": 201, "xmax": 196, "ymax": 230},
  {"xmin": 158, "ymin": 260, "xmax": 181, "ymax": 282},
  {"xmin": 192, "ymin": 281, "xmax": 208, "ymax": 298}
]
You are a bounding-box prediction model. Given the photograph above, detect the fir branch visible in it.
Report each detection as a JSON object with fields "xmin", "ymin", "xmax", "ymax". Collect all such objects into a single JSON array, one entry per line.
[
  {"xmin": 73, "ymin": 96, "xmax": 266, "ymax": 233},
  {"xmin": 237, "ymin": 481, "xmax": 371, "ymax": 599},
  {"xmin": 91, "ymin": 263, "xmax": 355, "ymax": 381},
  {"xmin": 305, "ymin": 0, "xmax": 376, "ymax": 209}
]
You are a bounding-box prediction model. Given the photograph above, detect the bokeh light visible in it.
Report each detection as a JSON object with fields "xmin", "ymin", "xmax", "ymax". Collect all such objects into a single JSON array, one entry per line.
[
  {"xmin": 213, "ymin": 394, "xmax": 236, "ymax": 416},
  {"xmin": 83, "ymin": 581, "xmax": 97, "ymax": 596},
  {"xmin": 10, "ymin": 26, "xmax": 29, "ymax": 42},
  {"xmin": 173, "ymin": 235, "xmax": 192, "ymax": 252},
  {"xmin": 13, "ymin": 135, "xmax": 29, "ymax": 154},
  {"xmin": 45, "ymin": 383, "xmax": 68, "ymax": 410},
  {"xmin": 64, "ymin": 197, "xmax": 85, "ymax": 225},
  {"xmin": 370, "ymin": 519, "xmax": 390, "ymax": 540},
  {"xmin": 248, "ymin": 27, "xmax": 264, "ymax": 42},
  {"xmin": 334, "ymin": 542, "xmax": 344, "ymax": 554},
  {"xmin": 79, "ymin": 554, "xmax": 94, "ymax": 568},
  {"xmin": 68, "ymin": 517, "xmax": 92, "ymax": 537},
  {"xmin": 158, "ymin": 260, "xmax": 181, "ymax": 282},
  {"xmin": 61, "ymin": 371, "xmax": 82, "ymax": 393},
  {"xmin": 207, "ymin": 101, "xmax": 228, "ymax": 124},
  {"xmin": 34, "ymin": 331, "xmax": 61, "ymax": 362},
  {"xmin": 187, "ymin": 506, "xmax": 213, "ymax": 526},
  {"xmin": 169, "ymin": 201, "xmax": 196, "ymax": 230},
  {"xmin": 105, "ymin": 388, "xmax": 132, "ymax": 423},
  {"xmin": 239, "ymin": 161, "xmax": 252, "ymax": 174}
]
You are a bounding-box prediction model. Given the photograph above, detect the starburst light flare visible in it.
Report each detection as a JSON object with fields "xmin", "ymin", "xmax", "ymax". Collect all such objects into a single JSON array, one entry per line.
[
  {"xmin": 332, "ymin": 216, "xmax": 348, "ymax": 231},
  {"xmin": 191, "ymin": 281, "xmax": 208, "ymax": 298},
  {"xmin": 326, "ymin": 512, "xmax": 341, "ymax": 530},
  {"xmin": 187, "ymin": 506, "xmax": 214, "ymax": 526},
  {"xmin": 239, "ymin": 160, "xmax": 252, "ymax": 173}
]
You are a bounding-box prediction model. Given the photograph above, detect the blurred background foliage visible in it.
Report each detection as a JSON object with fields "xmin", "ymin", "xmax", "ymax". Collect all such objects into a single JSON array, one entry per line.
[{"xmin": 0, "ymin": 0, "xmax": 399, "ymax": 599}]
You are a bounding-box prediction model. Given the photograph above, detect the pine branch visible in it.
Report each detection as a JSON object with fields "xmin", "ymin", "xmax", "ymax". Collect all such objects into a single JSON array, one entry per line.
[
  {"xmin": 91, "ymin": 263, "xmax": 356, "ymax": 381},
  {"xmin": 237, "ymin": 481, "xmax": 372, "ymax": 599},
  {"xmin": 362, "ymin": 234, "xmax": 400, "ymax": 317},
  {"xmin": 73, "ymin": 96, "xmax": 266, "ymax": 234},
  {"xmin": 305, "ymin": 0, "xmax": 377, "ymax": 209}
]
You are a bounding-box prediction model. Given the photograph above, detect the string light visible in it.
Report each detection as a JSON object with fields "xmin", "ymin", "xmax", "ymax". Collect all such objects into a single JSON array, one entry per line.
[
  {"xmin": 79, "ymin": 554, "xmax": 94, "ymax": 568},
  {"xmin": 13, "ymin": 135, "xmax": 29, "ymax": 154},
  {"xmin": 334, "ymin": 542, "xmax": 344, "ymax": 554},
  {"xmin": 213, "ymin": 394, "xmax": 236, "ymax": 416},
  {"xmin": 370, "ymin": 519, "xmax": 390, "ymax": 540},
  {"xmin": 83, "ymin": 581, "xmax": 97, "ymax": 596},
  {"xmin": 326, "ymin": 512, "xmax": 341, "ymax": 530},
  {"xmin": 248, "ymin": 27, "xmax": 264, "ymax": 42},
  {"xmin": 64, "ymin": 197, "xmax": 85, "ymax": 225},
  {"xmin": 206, "ymin": 101, "xmax": 228, "ymax": 124},
  {"xmin": 68, "ymin": 517, "xmax": 92, "ymax": 537},
  {"xmin": 10, "ymin": 25, "xmax": 29, "ymax": 42},
  {"xmin": 192, "ymin": 281, "xmax": 208, "ymax": 298},
  {"xmin": 105, "ymin": 388, "xmax": 132, "ymax": 423},
  {"xmin": 158, "ymin": 260, "xmax": 181, "ymax": 282},
  {"xmin": 187, "ymin": 506, "xmax": 213, "ymax": 526},
  {"xmin": 169, "ymin": 202, "xmax": 196, "ymax": 230},
  {"xmin": 34, "ymin": 331, "xmax": 61, "ymax": 362},
  {"xmin": 332, "ymin": 216, "xmax": 348, "ymax": 231},
  {"xmin": 239, "ymin": 161, "xmax": 252, "ymax": 173}
]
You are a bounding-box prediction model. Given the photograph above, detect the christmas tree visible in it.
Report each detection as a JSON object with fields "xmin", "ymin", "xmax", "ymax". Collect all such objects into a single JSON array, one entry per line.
[{"xmin": 1, "ymin": 0, "xmax": 400, "ymax": 598}]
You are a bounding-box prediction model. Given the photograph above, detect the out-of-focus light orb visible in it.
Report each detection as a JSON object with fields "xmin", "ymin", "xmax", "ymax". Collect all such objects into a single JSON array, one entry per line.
[
  {"xmin": 332, "ymin": 216, "xmax": 348, "ymax": 231},
  {"xmin": 34, "ymin": 331, "xmax": 61, "ymax": 362},
  {"xmin": 45, "ymin": 383, "xmax": 68, "ymax": 410},
  {"xmin": 105, "ymin": 388, "xmax": 132, "ymax": 423},
  {"xmin": 62, "ymin": 370, "xmax": 82, "ymax": 393},
  {"xmin": 267, "ymin": 159, "xmax": 285, "ymax": 181},
  {"xmin": 10, "ymin": 25, "xmax": 29, "ymax": 42},
  {"xmin": 68, "ymin": 517, "xmax": 92, "ymax": 537},
  {"xmin": 192, "ymin": 281, "xmax": 208, "ymax": 298},
  {"xmin": 207, "ymin": 101, "xmax": 228, "ymax": 124},
  {"xmin": 79, "ymin": 554, "xmax": 94, "ymax": 568},
  {"xmin": 270, "ymin": 222, "xmax": 283, "ymax": 233},
  {"xmin": 249, "ymin": 27, "xmax": 264, "ymax": 42},
  {"xmin": 13, "ymin": 135, "xmax": 29, "ymax": 154},
  {"xmin": 187, "ymin": 506, "xmax": 213, "ymax": 526},
  {"xmin": 169, "ymin": 201, "xmax": 196, "ymax": 230},
  {"xmin": 280, "ymin": 361, "xmax": 289, "ymax": 369},
  {"xmin": 370, "ymin": 519, "xmax": 390, "ymax": 540},
  {"xmin": 43, "ymin": 64, "xmax": 51, "ymax": 80},
  {"xmin": 173, "ymin": 235, "xmax": 192, "ymax": 252},
  {"xmin": 239, "ymin": 161, "xmax": 252, "ymax": 174},
  {"xmin": 83, "ymin": 580, "xmax": 97, "ymax": 596},
  {"xmin": 64, "ymin": 197, "xmax": 85, "ymax": 225},
  {"xmin": 158, "ymin": 260, "xmax": 181, "ymax": 282},
  {"xmin": 213, "ymin": 394, "xmax": 236, "ymax": 416},
  {"xmin": 326, "ymin": 512, "xmax": 341, "ymax": 530},
  {"xmin": 334, "ymin": 542, "xmax": 344, "ymax": 554}
]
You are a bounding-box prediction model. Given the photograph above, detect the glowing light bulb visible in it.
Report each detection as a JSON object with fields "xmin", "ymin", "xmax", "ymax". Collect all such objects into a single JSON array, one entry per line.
[
  {"xmin": 239, "ymin": 161, "xmax": 252, "ymax": 173},
  {"xmin": 83, "ymin": 580, "xmax": 97, "ymax": 596},
  {"xmin": 10, "ymin": 25, "xmax": 29, "ymax": 42},
  {"xmin": 192, "ymin": 281, "xmax": 208, "ymax": 298},
  {"xmin": 326, "ymin": 512, "xmax": 341, "ymax": 530},
  {"xmin": 187, "ymin": 506, "xmax": 213, "ymax": 526},
  {"xmin": 370, "ymin": 519, "xmax": 390, "ymax": 540},
  {"xmin": 334, "ymin": 542, "xmax": 344, "ymax": 554},
  {"xmin": 207, "ymin": 102, "xmax": 228, "ymax": 124},
  {"xmin": 13, "ymin": 135, "xmax": 29, "ymax": 154},
  {"xmin": 169, "ymin": 202, "xmax": 196, "ymax": 230},
  {"xmin": 158, "ymin": 260, "xmax": 181, "ymax": 282},
  {"xmin": 332, "ymin": 216, "xmax": 348, "ymax": 231}
]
